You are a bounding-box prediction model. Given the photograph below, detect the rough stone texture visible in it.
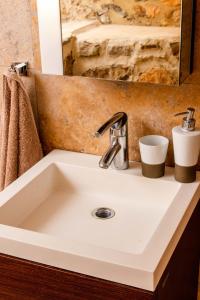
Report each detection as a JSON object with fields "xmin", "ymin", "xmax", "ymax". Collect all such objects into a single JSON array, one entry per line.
[
  {"xmin": 79, "ymin": 41, "xmax": 101, "ymax": 57},
  {"xmin": 82, "ymin": 65, "xmax": 132, "ymax": 81},
  {"xmin": 137, "ymin": 68, "xmax": 177, "ymax": 85},
  {"xmin": 60, "ymin": 0, "xmax": 181, "ymax": 27},
  {"xmin": 107, "ymin": 44, "xmax": 133, "ymax": 56},
  {"xmin": 63, "ymin": 24, "xmax": 180, "ymax": 84}
]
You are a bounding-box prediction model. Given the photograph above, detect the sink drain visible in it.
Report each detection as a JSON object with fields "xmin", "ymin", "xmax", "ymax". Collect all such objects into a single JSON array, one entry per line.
[{"xmin": 92, "ymin": 207, "xmax": 115, "ymax": 220}]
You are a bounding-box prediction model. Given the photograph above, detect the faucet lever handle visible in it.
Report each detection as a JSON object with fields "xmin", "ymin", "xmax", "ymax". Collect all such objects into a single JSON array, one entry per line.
[
  {"xmin": 95, "ymin": 112, "xmax": 127, "ymax": 137},
  {"xmin": 175, "ymin": 107, "xmax": 196, "ymax": 131},
  {"xmin": 175, "ymin": 107, "xmax": 195, "ymax": 120}
]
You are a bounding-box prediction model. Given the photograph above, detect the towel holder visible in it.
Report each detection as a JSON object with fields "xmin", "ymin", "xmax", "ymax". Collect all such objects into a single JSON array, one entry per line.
[{"xmin": 9, "ymin": 62, "xmax": 28, "ymax": 76}]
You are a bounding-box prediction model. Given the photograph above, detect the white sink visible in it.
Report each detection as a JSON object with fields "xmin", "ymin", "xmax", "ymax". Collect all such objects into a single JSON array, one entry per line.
[{"xmin": 0, "ymin": 150, "xmax": 199, "ymax": 291}]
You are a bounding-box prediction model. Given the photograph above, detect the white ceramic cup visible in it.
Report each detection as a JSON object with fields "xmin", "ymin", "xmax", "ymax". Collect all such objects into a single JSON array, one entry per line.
[{"xmin": 139, "ymin": 135, "xmax": 169, "ymax": 165}]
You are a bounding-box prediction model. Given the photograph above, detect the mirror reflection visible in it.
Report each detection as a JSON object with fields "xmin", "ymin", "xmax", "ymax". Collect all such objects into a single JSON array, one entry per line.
[{"xmin": 60, "ymin": 0, "xmax": 182, "ymax": 84}]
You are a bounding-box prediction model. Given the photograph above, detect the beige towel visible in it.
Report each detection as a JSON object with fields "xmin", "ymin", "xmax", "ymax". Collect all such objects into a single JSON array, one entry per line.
[{"xmin": 0, "ymin": 72, "xmax": 43, "ymax": 191}]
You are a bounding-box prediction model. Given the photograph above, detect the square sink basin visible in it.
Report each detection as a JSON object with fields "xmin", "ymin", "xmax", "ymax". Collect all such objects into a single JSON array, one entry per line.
[{"xmin": 0, "ymin": 150, "xmax": 199, "ymax": 291}]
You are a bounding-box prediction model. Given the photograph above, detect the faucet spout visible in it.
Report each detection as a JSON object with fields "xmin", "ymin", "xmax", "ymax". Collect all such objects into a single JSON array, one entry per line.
[{"xmin": 99, "ymin": 142, "xmax": 121, "ymax": 169}]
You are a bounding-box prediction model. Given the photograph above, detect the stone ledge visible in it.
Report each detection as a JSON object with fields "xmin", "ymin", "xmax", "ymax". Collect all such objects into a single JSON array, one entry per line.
[{"xmin": 62, "ymin": 23, "xmax": 180, "ymax": 84}]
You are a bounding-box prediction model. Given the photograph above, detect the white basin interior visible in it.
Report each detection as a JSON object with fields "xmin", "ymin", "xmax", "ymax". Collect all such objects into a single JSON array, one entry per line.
[{"xmin": 0, "ymin": 162, "xmax": 181, "ymax": 255}]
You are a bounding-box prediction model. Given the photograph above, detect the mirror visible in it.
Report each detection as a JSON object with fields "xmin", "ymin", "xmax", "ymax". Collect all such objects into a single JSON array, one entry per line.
[{"xmin": 36, "ymin": 0, "xmax": 193, "ymax": 85}]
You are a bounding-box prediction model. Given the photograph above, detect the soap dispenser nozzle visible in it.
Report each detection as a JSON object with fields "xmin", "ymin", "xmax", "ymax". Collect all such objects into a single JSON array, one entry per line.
[{"xmin": 175, "ymin": 107, "xmax": 196, "ymax": 131}]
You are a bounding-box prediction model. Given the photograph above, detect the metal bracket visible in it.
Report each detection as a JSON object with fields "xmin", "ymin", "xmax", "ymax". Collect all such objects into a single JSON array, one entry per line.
[{"xmin": 9, "ymin": 62, "xmax": 28, "ymax": 76}]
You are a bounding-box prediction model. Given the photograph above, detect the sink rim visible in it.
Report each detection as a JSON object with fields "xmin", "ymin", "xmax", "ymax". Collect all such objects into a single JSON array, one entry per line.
[{"xmin": 0, "ymin": 149, "xmax": 199, "ymax": 291}]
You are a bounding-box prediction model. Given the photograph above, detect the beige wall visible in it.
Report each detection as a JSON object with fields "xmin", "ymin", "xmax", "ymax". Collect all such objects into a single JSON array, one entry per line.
[
  {"xmin": 0, "ymin": 0, "xmax": 37, "ymax": 116},
  {"xmin": 0, "ymin": 0, "xmax": 200, "ymax": 169}
]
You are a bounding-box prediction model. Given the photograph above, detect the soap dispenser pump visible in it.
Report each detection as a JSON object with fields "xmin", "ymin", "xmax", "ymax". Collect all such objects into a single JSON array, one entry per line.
[{"xmin": 172, "ymin": 107, "xmax": 200, "ymax": 183}]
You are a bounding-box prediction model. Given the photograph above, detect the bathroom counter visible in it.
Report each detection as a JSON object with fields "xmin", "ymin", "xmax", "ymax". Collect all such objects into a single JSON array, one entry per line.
[{"xmin": 0, "ymin": 150, "xmax": 199, "ymax": 299}]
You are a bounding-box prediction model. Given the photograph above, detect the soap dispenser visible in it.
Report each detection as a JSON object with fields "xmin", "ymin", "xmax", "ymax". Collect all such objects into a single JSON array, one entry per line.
[{"xmin": 172, "ymin": 107, "xmax": 200, "ymax": 183}]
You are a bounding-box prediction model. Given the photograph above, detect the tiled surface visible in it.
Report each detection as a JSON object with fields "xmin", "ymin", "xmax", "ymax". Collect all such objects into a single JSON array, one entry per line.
[
  {"xmin": 0, "ymin": 0, "xmax": 36, "ymax": 121},
  {"xmin": 0, "ymin": 0, "xmax": 34, "ymax": 67},
  {"xmin": 35, "ymin": 73, "xmax": 200, "ymax": 168}
]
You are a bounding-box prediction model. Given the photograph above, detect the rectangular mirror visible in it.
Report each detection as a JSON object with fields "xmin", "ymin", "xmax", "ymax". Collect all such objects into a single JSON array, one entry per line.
[{"xmin": 36, "ymin": 0, "xmax": 193, "ymax": 85}]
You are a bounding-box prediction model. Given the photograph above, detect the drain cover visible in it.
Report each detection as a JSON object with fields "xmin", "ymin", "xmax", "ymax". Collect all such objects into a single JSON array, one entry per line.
[{"xmin": 92, "ymin": 207, "xmax": 115, "ymax": 220}]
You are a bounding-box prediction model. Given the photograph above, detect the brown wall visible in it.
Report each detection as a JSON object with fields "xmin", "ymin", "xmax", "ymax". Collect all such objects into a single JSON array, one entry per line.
[{"xmin": 0, "ymin": 0, "xmax": 200, "ymax": 168}]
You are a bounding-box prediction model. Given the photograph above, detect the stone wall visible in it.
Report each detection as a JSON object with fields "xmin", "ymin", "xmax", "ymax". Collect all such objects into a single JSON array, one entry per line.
[
  {"xmin": 62, "ymin": 24, "xmax": 180, "ymax": 84},
  {"xmin": 60, "ymin": 0, "xmax": 181, "ymax": 27}
]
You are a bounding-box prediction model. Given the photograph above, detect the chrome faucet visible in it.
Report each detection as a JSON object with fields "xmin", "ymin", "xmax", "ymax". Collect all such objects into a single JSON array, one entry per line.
[{"xmin": 95, "ymin": 112, "xmax": 129, "ymax": 170}]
